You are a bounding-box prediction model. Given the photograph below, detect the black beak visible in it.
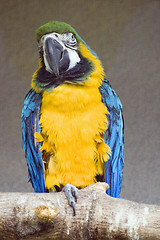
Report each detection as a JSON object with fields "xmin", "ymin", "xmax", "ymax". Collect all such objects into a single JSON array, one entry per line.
[{"xmin": 44, "ymin": 37, "xmax": 70, "ymax": 76}]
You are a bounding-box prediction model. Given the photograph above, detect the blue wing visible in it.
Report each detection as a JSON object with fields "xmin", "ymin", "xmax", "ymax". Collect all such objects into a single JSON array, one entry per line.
[
  {"xmin": 22, "ymin": 89, "xmax": 46, "ymax": 192},
  {"xmin": 99, "ymin": 79, "xmax": 124, "ymax": 198}
]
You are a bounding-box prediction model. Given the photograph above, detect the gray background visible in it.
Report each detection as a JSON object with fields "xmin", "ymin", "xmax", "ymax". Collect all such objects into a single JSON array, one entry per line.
[{"xmin": 0, "ymin": 0, "xmax": 159, "ymax": 205}]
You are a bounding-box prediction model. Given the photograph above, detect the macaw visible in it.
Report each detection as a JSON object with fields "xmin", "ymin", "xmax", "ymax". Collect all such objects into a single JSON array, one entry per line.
[{"xmin": 22, "ymin": 21, "xmax": 124, "ymax": 215}]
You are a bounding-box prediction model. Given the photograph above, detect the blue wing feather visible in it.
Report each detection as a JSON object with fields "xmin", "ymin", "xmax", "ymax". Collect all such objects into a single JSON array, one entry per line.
[
  {"xmin": 22, "ymin": 89, "xmax": 46, "ymax": 192},
  {"xmin": 99, "ymin": 79, "xmax": 124, "ymax": 198}
]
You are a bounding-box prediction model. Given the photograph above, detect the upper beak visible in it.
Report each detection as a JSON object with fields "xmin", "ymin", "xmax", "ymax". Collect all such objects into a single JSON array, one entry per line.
[{"xmin": 44, "ymin": 37, "xmax": 63, "ymax": 76}]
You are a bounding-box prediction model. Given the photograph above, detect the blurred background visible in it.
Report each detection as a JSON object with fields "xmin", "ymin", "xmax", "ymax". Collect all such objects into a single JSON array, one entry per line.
[{"xmin": 0, "ymin": 0, "xmax": 159, "ymax": 205}]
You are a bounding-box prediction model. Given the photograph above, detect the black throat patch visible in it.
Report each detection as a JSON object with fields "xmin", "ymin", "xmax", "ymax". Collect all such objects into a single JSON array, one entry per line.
[{"xmin": 35, "ymin": 56, "xmax": 91, "ymax": 90}]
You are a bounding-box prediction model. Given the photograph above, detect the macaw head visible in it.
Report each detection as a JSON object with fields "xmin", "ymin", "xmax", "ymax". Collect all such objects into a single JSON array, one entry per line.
[{"xmin": 32, "ymin": 21, "xmax": 104, "ymax": 91}]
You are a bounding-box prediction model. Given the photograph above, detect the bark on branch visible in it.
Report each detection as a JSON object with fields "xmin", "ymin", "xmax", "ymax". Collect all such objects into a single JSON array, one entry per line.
[{"xmin": 0, "ymin": 182, "xmax": 160, "ymax": 240}]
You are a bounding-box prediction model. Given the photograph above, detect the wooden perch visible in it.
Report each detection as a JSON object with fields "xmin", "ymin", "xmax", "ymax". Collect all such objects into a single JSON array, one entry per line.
[{"xmin": 0, "ymin": 182, "xmax": 160, "ymax": 240}]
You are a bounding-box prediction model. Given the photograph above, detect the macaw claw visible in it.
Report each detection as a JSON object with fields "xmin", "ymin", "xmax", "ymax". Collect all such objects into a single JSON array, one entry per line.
[{"xmin": 62, "ymin": 184, "xmax": 78, "ymax": 216}]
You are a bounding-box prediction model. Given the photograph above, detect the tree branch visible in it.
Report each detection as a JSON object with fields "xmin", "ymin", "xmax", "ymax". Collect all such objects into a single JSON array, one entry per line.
[{"xmin": 0, "ymin": 182, "xmax": 160, "ymax": 240}]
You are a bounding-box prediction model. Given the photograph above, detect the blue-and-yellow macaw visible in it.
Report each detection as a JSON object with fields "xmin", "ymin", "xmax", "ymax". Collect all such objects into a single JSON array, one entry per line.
[{"xmin": 22, "ymin": 21, "xmax": 124, "ymax": 215}]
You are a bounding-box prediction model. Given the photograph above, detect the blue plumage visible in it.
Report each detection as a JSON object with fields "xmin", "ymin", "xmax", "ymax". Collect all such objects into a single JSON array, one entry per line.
[
  {"xmin": 99, "ymin": 79, "xmax": 124, "ymax": 197},
  {"xmin": 22, "ymin": 89, "xmax": 46, "ymax": 192}
]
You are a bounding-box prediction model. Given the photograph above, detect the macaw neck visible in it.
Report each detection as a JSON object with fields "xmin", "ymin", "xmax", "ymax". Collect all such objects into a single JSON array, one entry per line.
[
  {"xmin": 31, "ymin": 42, "xmax": 104, "ymax": 93},
  {"xmin": 41, "ymin": 83, "xmax": 103, "ymax": 112},
  {"xmin": 31, "ymin": 56, "xmax": 91, "ymax": 92}
]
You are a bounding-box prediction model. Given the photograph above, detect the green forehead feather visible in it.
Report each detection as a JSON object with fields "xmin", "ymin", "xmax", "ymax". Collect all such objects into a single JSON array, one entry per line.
[{"xmin": 36, "ymin": 21, "xmax": 81, "ymax": 42}]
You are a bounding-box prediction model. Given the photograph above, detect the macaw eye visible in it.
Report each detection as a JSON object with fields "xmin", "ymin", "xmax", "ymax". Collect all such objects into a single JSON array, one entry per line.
[
  {"xmin": 71, "ymin": 33, "xmax": 76, "ymax": 42},
  {"xmin": 37, "ymin": 35, "xmax": 45, "ymax": 50},
  {"xmin": 40, "ymin": 35, "xmax": 45, "ymax": 44},
  {"xmin": 62, "ymin": 33, "xmax": 77, "ymax": 50},
  {"xmin": 54, "ymin": 33, "xmax": 59, "ymax": 38}
]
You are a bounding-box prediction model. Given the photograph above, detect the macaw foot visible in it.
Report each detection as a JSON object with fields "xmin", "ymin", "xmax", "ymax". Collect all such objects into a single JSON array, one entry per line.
[{"xmin": 62, "ymin": 184, "xmax": 78, "ymax": 216}]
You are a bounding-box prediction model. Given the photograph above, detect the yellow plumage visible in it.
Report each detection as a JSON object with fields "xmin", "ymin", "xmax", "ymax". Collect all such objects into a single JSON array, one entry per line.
[{"xmin": 32, "ymin": 43, "xmax": 111, "ymax": 191}]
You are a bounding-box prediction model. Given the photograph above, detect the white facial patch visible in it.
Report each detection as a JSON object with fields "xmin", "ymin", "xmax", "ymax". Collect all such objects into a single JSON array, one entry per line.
[
  {"xmin": 66, "ymin": 48, "xmax": 81, "ymax": 71},
  {"xmin": 43, "ymin": 47, "xmax": 53, "ymax": 73}
]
